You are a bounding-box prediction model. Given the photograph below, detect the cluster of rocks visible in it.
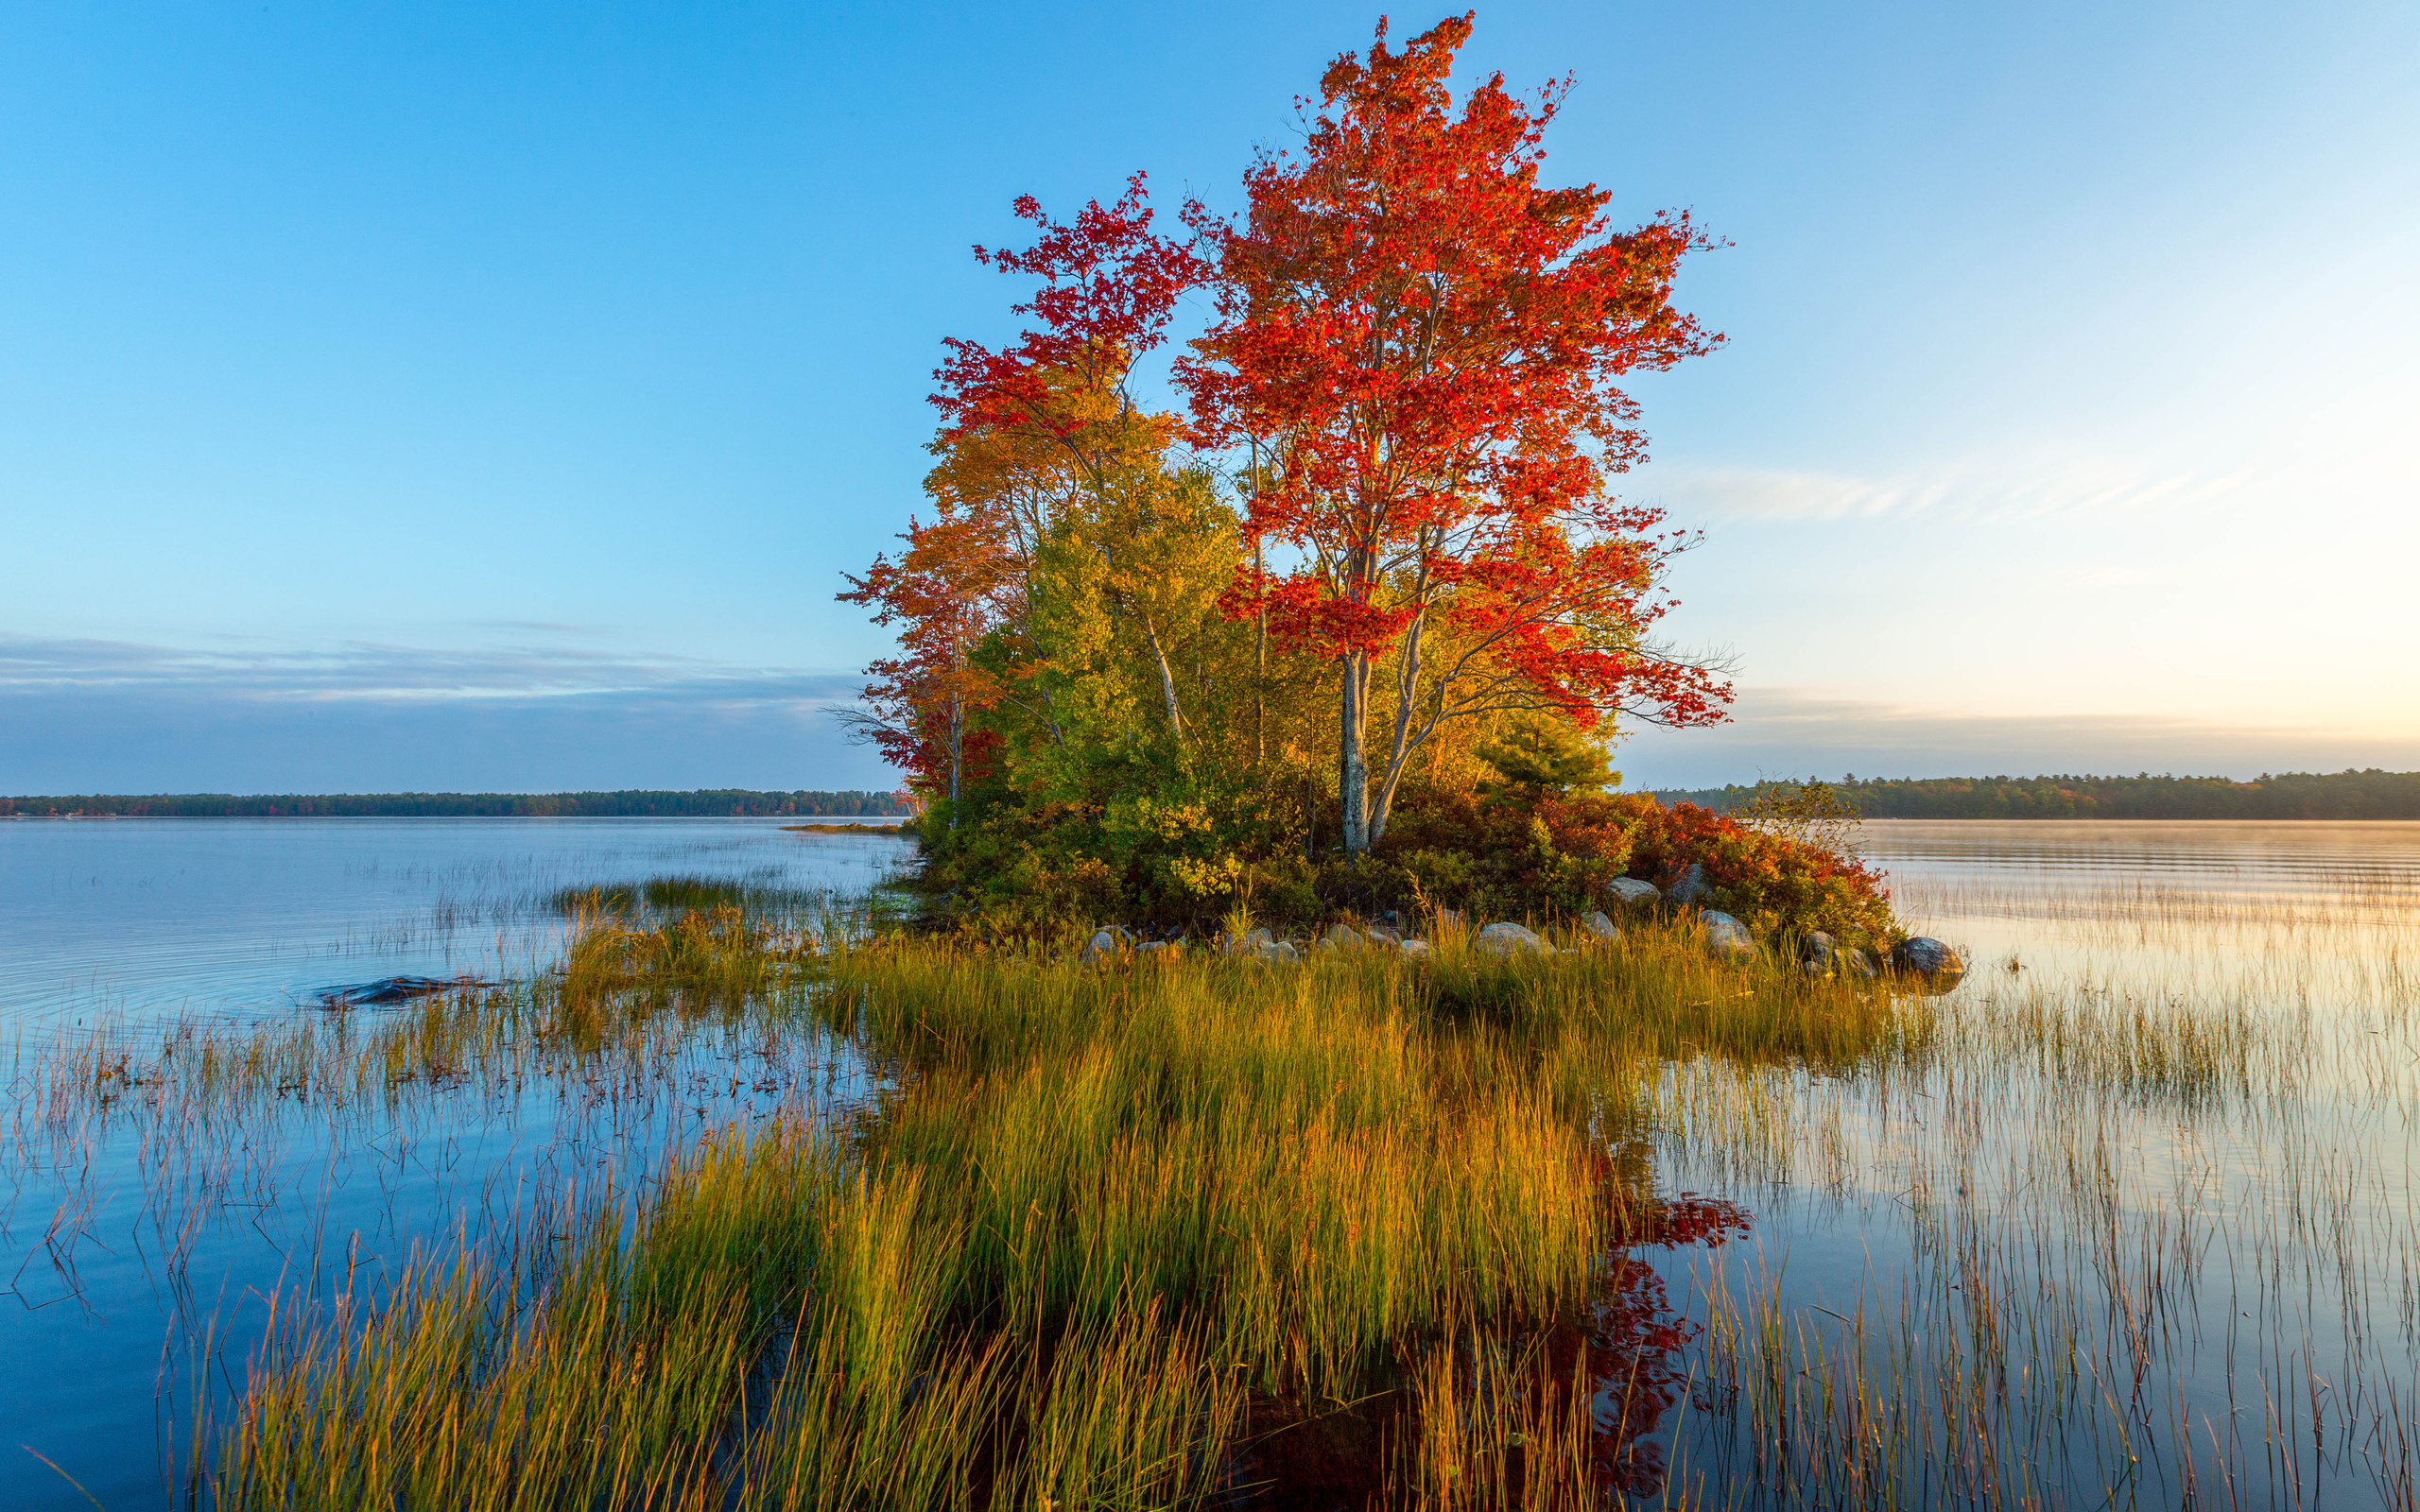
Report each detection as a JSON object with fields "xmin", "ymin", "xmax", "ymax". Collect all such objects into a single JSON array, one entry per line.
[{"xmin": 1073, "ymin": 864, "xmax": 1965, "ymax": 992}]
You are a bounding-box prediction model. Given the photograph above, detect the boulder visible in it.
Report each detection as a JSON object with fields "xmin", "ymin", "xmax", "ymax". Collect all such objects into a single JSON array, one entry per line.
[
  {"xmin": 1326, "ymin": 923, "xmax": 1368, "ymax": 954},
  {"xmin": 1605, "ymin": 878, "xmax": 1663, "ymax": 909},
  {"xmin": 1079, "ymin": 929, "xmax": 1123, "ymax": 966},
  {"xmin": 1844, "ymin": 949, "xmax": 1879, "ymax": 979},
  {"xmin": 1699, "ymin": 910, "xmax": 1759, "ymax": 965},
  {"xmin": 1434, "ymin": 904, "xmax": 1465, "ymax": 934},
  {"xmin": 1798, "ymin": 931, "xmax": 1838, "ymax": 976},
  {"xmin": 1886, "ymin": 937, "xmax": 1965, "ymax": 991},
  {"xmin": 1263, "ymin": 940, "xmax": 1302, "ymax": 966},
  {"xmin": 1664, "ymin": 864, "xmax": 1708, "ymax": 907},
  {"xmin": 1475, "ymin": 921, "xmax": 1551, "ymax": 960},
  {"xmin": 1398, "ymin": 939, "xmax": 1434, "ymax": 961},
  {"xmin": 1580, "ymin": 910, "xmax": 1621, "ymax": 942},
  {"xmin": 1136, "ymin": 940, "xmax": 1172, "ymax": 959},
  {"xmin": 1222, "ymin": 926, "xmax": 1275, "ymax": 957},
  {"xmin": 1364, "ymin": 923, "xmax": 1403, "ymax": 946}
]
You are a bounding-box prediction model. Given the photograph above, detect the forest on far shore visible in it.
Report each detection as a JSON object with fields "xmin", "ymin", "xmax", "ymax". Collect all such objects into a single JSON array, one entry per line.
[
  {"xmin": 0, "ymin": 789, "xmax": 910, "ymax": 818},
  {"xmin": 1653, "ymin": 769, "xmax": 2420, "ymax": 821}
]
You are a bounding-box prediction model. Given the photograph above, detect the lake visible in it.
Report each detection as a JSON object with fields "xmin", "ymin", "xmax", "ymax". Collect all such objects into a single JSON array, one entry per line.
[
  {"xmin": 2, "ymin": 817, "xmax": 2413, "ymax": 1508},
  {"xmin": 0, "ymin": 816, "xmax": 908, "ymax": 1031}
]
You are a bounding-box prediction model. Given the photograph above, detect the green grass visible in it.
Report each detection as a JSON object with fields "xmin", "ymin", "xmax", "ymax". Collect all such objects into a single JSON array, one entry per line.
[
  {"xmin": 20, "ymin": 881, "xmax": 2410, "ymax": 1508},
  {"xmin": 181, "ymin": 913, "xmax": 1909, "ymax": 1508}
]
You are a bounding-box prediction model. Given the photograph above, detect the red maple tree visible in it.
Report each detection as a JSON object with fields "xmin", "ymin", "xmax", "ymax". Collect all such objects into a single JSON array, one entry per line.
[{"xmin": 1179, "ymin": 13, "xmax": 1732, "ymax": 851}]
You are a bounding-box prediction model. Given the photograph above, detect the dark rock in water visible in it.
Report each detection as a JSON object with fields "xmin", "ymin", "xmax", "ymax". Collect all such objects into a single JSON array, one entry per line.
[
  {"xmin": 1887, "ymin": 936, "xmax": 1965, "ymax": 990},
  {"xmin": 315, "ymin": 975, "xmax": 492, "ymax": 1009}
]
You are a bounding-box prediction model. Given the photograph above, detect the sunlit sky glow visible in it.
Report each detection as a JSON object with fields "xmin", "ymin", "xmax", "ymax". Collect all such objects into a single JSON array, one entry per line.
[{"xmin": 4, "ymin": 1, "xmax": 2413, "ymax": 793}]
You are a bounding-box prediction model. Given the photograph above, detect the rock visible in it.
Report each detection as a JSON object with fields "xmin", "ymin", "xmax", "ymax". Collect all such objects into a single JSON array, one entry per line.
[
  {"xmin": 314, "ymin": 974, "xmax": 492, "ymax": 1009},
  {"xmin": 1079, "ymin": 929, "xmax": 1123, "ymax": 966},
  {"xmin": 1264, "ymin": 940, "xmax": 1301, "ymax": 966},
  {"xmin": 1223, "ymin": 926, "xmax": 1275, "ymax": 957},
  {"xmin": 1326, "ymin": 923, "xmax": 1368, "ymax": 954},
  {"xmin": 1886, "ymin": 937, "xmax": 1965, "ymax": 991},
  {"xmin": 1398, "ymin": 939, "xmax": 1434, "ymax": 961},
  {"xmin": 1434, "ymin": 905, "xmax": 1464, "ymax": 934},
  {"xmin": 1663, "ymin": 864, "xmax": 1708, "ymax": 907},
  {"xmin": 1580, "ymin": 910, "xmax": 1621, "ymax": 942},
  {"xmin": 1799, "ymin": 931, "xmax": 1838, "ymax": 976},
  {"xmin": 1699, "ymin": 910, "xmax": 1759, "ymax": 965},
  {"xmin": 1606, "ymin": 878, "xmax": 1663, "ymax": 909},
  {"xmin": 1475, "ymin": 921, "xmax": 1551, "ymax": 960},
  {"xmin": 1364, "ymin": 923, "xmax": 1402, "ymax": 946},
  {"xmin": 1136, "ymin": 940, "xmax": 1171, "ymax": 958},
  {"xmin": 1845, "ymin": 949, "xmax": 1879, "ymax": 979}
]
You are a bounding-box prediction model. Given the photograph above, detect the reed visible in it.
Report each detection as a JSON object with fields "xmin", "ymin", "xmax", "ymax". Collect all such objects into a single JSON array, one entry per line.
[{"xmin": 14, "ymin": 867, "xmax": 2412, "ymax": 1508}]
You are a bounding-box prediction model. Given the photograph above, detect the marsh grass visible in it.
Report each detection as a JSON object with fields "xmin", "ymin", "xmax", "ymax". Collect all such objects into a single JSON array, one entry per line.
[{"xmin": 10, "ymin": 867, "xmax": 2417, "ymax": 1508}]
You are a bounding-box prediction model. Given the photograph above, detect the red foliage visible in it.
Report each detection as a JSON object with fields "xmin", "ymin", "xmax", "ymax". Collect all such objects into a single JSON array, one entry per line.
[
  {"xmin": 931, "ymin": 173, "xmax": 1206, "ymax": 470},
  {"xmin": 1178, "ymin": 15, "xmax": 1733, "ymax": 846}
]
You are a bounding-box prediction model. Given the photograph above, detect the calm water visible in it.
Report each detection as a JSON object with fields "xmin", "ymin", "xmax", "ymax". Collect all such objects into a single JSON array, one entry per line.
[
  {"xmin": 0, "ymin": 816, "xmax": 908, "ymax": 1032},
  {"xmin": 2, "ymin": 818, "xmax": 2414, "ymax": 1508}
]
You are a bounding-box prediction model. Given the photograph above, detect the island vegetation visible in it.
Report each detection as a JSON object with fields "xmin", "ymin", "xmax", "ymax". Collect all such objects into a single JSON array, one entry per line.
[
  {"xmin": 840, "ymin": 15, "xmax": 1895, "ymax": 955},
  {"xmin": 1654, "ymin": 767, "xmax": 2420, "ymax": 821}
]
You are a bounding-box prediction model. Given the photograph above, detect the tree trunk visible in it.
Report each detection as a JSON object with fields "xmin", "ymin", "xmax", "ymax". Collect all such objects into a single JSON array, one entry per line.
[
  {"xmin": 945, "ymin": 687, "xmax": 963, "ymax": 830},
  {"xmin": 1339, "ymin": 650, "xmax": 1371, "ymax": 851},
  {"xmin": 1365, "ymin": 606, "xmax": 1427, "ymax": 848},
  {"xmin": 1139, "ymin": 614, "xmax": 1186, "ymax": 745}
]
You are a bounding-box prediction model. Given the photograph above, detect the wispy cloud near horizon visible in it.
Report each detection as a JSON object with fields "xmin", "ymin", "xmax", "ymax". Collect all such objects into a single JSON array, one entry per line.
[
  {"xmin": 0, "ymin": 633, "xmax": 889, "ymax": 794},
  {"xmin": 1616, "ymin": 687, "xmax": 2420, "ymax": 790}
]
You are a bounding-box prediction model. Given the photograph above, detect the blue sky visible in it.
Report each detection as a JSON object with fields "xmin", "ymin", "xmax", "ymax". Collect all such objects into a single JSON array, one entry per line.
[{"xmin": 3, "ymin": 1, "xmax": 2413, "ymax": 793}]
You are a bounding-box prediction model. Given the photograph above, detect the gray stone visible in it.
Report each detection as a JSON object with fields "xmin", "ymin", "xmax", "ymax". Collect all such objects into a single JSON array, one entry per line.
[
  {"xmin": 1397, "ymin": 939, "xmax": 1434, "ymax": 961},
  {"xmin": 1223, "ymin": 926, "xmax": 1275, "ymax": 957},
  {"xmin": 1434, "ymin": 904, "xmax": 1465, "ymax": 934},
  {"xmin": 1136, "ymin": 940, "xmax": 1170, "ymax": 958},
  {"xmin": 1699, "ymin": 910, "xmax": 1759, "ymax": 965},
  {"xmin": 1264, "ymin": 940, "xmax": 1301, "ymax": 966},
  {"xmin": 1799, "ymin": 931, "xmax": 1838, "ymax": 976},
  {"xmin": 1364, "ymin": 924, "xmax": 1403, "ymax": 946},
  {"xmin": 1606, "ymin": 878, "xmax": 1663, "ymax": 909},
  {"xmin": 1886, "ymin": 937, "xmax": 1965, "ymax": 991},
  {"xmin": 1475, "ymin": 921, "xmax": 1551, "ymax": 960},
  {"xmin": 1326, "ymin": 923, "xmax": 1368, "ymax": 953},
  {"xmin": 1845, "ymin": 949, "xmax": 1879, "ymax": 979},
  {"xmin": 1079, "ymin": 928, "xmax": 1123, "ymax": 966},
  {"xmin": 1580, "ymin": 910, "xmax": 1621, "ymax": 942},
  {"xmin": 1664, "ymin": 864, "xmax": 1708, "ymax": 907}
]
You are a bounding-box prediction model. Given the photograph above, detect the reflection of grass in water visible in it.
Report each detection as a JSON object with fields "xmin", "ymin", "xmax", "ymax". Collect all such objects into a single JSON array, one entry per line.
[{"xmin": 13, "ymin": 902, "xmax": 2417, "ymax": 1506}]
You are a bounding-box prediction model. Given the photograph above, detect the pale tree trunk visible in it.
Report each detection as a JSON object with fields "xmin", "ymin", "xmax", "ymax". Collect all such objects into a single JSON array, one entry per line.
[
  {"xmin": 1139, "ymin": 614, "xmax": 1186, "ymax": 744},
  {"xmin": 945, "ymin": 686, "xmax": 963, "ymax": 831},
  {"xmin": 1339, "ymin": 650, "xmax": 1371, "ymax": 851},
  {"xmin": 1365, "ymin": 604, "xmax": 1428, "ymax": 848}
]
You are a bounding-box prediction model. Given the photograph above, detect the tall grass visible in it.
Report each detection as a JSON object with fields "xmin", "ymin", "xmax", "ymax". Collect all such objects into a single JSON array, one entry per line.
[{"xmin": 14, "ymin": 871, "xmax": 2412, "ymax": 1508}]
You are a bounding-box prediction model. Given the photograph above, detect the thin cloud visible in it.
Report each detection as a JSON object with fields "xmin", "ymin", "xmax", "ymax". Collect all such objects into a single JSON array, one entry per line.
[
  {"xmin": 1644, "ymin": 455, "xmax": 2243, "ymax": 524},
  {"xmin": 0, "ymin": 632, "xmax": 863, "ymax": 706},
  {"xmin": 1617, "ymin": 686, "xmax": 2420, "ymax": 787}
]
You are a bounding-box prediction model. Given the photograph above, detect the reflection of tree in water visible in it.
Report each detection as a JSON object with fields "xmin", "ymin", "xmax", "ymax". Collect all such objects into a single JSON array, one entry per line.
[{"xmin": 1229, "ymin": 1149, "xmax": 1749, "ymax": 1507}]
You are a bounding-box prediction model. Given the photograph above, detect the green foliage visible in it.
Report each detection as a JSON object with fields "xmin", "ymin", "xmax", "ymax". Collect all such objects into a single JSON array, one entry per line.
[{"xmin": 1476, "ymin": 711, "xmax": 1618, "ymax": 796}]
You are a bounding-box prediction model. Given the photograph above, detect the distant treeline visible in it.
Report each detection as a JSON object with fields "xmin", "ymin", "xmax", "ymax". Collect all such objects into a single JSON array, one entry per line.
[
  {"xmin": 1651, "ymin": 769, "xmax": 2420, "ymax": 821},
  {"xmin": 0, "ymin": 789, "xmax": 910, "ymax": 818}
]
